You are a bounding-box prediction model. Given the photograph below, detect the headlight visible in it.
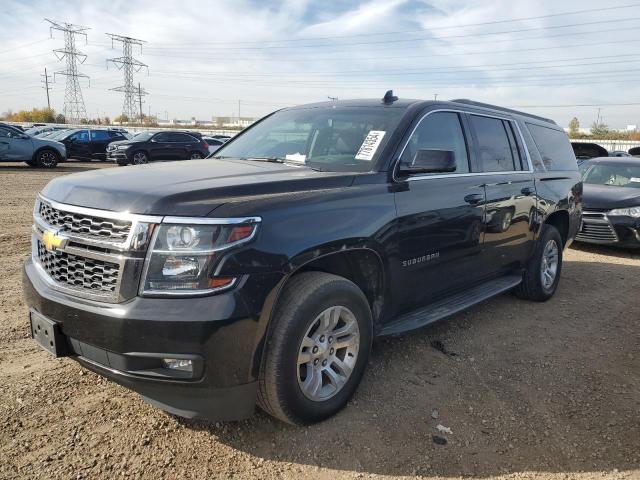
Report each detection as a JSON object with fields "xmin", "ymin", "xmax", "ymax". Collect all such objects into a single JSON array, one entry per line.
[
  {"xmin": 608, "ymin": 207, "xmax": 640, "ymax": 218},
  {"xmin": 116, "ymin": 145, "xmax": 131, "ymax": 150},
  {"xmin": 141, "ymin": 218, "xmax": 260, "ymax": 295}
]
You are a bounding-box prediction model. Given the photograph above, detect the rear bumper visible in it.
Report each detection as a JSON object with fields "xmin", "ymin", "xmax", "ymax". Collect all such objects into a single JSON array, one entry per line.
[{"xmin": 22, "ymin": 256, "xmax": 280, "ymax": 421}]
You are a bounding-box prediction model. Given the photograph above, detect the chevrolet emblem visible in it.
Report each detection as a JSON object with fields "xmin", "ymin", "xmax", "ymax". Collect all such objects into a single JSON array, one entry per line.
[{"xmin": 42, "ymin": 230, "xmax": 67, "ymax": 251}]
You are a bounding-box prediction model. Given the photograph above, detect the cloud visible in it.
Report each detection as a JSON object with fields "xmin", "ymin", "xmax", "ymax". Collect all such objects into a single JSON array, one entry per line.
[{"xmin": 0, "ymin": 0, "xmax": 639, "ymax": 128}]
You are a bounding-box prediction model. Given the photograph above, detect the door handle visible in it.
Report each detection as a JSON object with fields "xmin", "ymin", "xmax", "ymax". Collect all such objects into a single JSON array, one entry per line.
[
  {"xmin": 521, "ymin": 186, "xmax": 535, "ymax": 196},
  {"xmin": 464, "ymin": 193, "xmax": 484, "ymax": 205}
]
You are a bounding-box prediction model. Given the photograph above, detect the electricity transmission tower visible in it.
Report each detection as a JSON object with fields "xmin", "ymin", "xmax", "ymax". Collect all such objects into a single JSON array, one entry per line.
[
  {"xmin": 45, "ymin": 19, "xmax": 89, "ymax": 123},
  {"xmin": 41, "ymin": 68, "xmax": 52, "ymax": 110},
  {"xmin": 106, "ymin": 34, "xmax": 148, "ymax": 123}
]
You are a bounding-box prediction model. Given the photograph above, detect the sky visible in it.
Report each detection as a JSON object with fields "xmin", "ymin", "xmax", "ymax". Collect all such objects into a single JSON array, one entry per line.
[{"xmin": 1, "ymin": 0, "xmax": 640, "ymax": 128}]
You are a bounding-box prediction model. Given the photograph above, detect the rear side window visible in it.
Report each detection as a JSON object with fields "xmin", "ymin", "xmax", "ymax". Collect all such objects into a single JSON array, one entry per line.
[
  {"xmin": 526, "ymin": 123, "xmax": 577, "ymax": 171},
  {"xmin": 470, "ymin": 115, "xmax": 519, "ymax": 172},
  {"xmin": 170, "ymin": 133, "xmax": 196, "ymax": 143},
  {"xmin": 400, "ymin": 111, "xmax": 469, "ymax": 173},
  {"xmin": 69, "ymin": 130, "xmax": 89, "ymax": 142}
]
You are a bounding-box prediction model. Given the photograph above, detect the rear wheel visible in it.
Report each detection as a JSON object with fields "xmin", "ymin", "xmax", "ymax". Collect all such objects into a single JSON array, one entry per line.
[
  {"xmin": 189, "ymin": 151, "xmax": 203, "ymax": 159},
  {"xmin": 515, "ymin": 224, "xmax": 563, "ymax": 301},
  {"xmin": 35, "ymin": 149, "xmax": 59, "ymax": 168},
  {"xmin": 258, "ymin": 272, "xmax": 372, "ymax": 425},
  {"xmin": 132, "ymin": 151, "xmax": 148, "ymax": 165}
]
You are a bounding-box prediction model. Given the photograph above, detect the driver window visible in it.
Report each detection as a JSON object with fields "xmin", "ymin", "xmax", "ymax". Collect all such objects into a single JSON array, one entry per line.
[{"xmin": 400, "ymin": 112, "xmax": 469, "ymax": 173}]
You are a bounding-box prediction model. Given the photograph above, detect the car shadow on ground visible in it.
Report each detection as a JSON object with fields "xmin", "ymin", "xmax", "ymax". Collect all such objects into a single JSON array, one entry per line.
[
  {"xmin": 0, "ymin": 163, "xmax": 109, "ymax": 174},
  {"xmin": 178, "ymin": 257, "xmax": 639, "ymax": 477}
]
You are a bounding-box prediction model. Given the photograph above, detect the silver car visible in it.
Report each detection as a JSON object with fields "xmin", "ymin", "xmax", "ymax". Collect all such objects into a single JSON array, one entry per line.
[{"xmin": 0, "ymin": 123, "xmax": 67, "ymax": 168}]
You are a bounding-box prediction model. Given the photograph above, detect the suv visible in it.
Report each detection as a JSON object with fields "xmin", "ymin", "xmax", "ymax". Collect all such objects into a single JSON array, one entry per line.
[
  {"xmin": 106, "ymin": 130, "xmax": 209, "ymax": 165},
  {"xmin": 0, "ymin": 122, "xmax": 66, "ymax": 167},
  {"xmin": 23, "ymin": 96, "xmax": 582, "ymax": 425},
  {"xmin": 56, "ymin": 129, "xmax": 129, "ymax": 161}
]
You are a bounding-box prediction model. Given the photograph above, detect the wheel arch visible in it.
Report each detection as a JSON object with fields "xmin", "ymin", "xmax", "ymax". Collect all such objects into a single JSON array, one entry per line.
[{"xmin": 544, "ymin": 210, "xmax": 570, "ymax": 247}]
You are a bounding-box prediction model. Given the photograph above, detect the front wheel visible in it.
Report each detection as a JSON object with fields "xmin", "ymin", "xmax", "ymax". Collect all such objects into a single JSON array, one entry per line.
[
  {"xmin": 258, "ymin": 272, "xmax": 372, "ymax": 425},
  {"xmin": 132, "ymin": 151, "xmax": 148, "ymax": 165},
  {"xmin": 35, "ymin": 149, "xmax": 59, "ymax": 168},
  {"xmin": 515, "ymin": 224, "xmax": 563, "ymax": 301}
]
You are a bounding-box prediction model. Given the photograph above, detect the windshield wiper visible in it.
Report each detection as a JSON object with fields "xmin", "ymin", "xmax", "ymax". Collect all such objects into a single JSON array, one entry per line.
[{"xmin": 243, "ymin": 156, "xmax": 284, "ymax": 163}]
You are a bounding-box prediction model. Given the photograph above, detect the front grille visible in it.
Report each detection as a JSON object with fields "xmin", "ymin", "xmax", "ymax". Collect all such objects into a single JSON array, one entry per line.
[
  {"xmin": 37, "ymin": 241, "xmax": 119, "ymax": 296},
  {"xmin": 576, "ymin": 212, "xmax": 619, "ymax": 243},
  {"xmin": 39, "ymin": 200, "xmax": 131, "ymax": 242}
]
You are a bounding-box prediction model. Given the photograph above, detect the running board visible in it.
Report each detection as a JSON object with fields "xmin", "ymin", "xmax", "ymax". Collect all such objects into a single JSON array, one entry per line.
[{"xmin": 379, "ymin": 274, "xmax": 522, "ymax": 336}]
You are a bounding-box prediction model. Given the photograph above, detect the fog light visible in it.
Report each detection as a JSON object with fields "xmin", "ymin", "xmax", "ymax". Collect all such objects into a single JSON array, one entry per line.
[{"xmin": 162, "ymin": 358, "xmax": 193, "ymax": 372}]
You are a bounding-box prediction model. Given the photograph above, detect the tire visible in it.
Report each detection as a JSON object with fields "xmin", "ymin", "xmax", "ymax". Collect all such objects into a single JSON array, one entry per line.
[
  {"xmin": 515, "ymin": 224, "xmax": 563, "ymax": 301},
  {"xmin": 258, "ymin": 272, "xmax": 372, "ymax": 425},
  {"xmin": 132, "ymin": 151, "xmax": 148, "ymax": 165},
  {"xmin": 35, "ymin": 149, "xmax": 59, "ymax": 168},
  {"xmin": 189, "ymin": 151, "xmax": 203, "ymax": 159}
]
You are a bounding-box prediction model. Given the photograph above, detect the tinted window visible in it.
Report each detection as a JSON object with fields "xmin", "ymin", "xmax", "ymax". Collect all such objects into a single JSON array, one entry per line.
[
  {"xmin": 90, "ymin": 130, "xmax": 110, "ymax": 141},
  {"xmin": 153, "ymin": 133, "xmax": 171, "ymax": 142},
  {"xmin": 108, "ymin": 131, "xmax": 124, "ymax": 139},
  {"xmin": 527, "ymin": 123, "xmax": 577, "ymax": 171},
  {"xmin": 470, "ymin": 115, "xmax": 518, "ymax": 172},
  {"xmin": 69, "ymin": 130, "xmax": 89, "ymax": 142},
  {"xmin": 400, "ymin": 112, "xmax": 469, "ymax": 173},
  {"xmin": 170, "ymin": 133, "xmax": 196, "ymax": 143}
]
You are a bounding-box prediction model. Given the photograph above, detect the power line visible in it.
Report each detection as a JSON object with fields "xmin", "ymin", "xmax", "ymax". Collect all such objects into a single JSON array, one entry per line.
[
  {"xmin": 106, "ymin": 33, "xmax": 148, "ymax": 122},
  {"xmin": 141, "ymin": 17, "xmax": 640, "ymax": 51},
  {"xmin": 145, "ymin": 3, "xmax": 640, "ymax": 45},
  {"xmin": 46, "ymin": 18, "xmax": 90, "ymax": 123}
]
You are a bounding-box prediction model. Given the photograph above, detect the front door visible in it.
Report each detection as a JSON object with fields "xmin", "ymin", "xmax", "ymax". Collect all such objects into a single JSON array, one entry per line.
[
  {"xmin": 89, "ymin": 130, "xmax": 112, "ymax": 160},
  {"xmin": 467, "ymin": 114, "xmax": 537, "ymax": 273},
  {"xmin": 391, "ymin": 111, "xmax": 486, "ymax": 314},
  {"xmin": 0, "ymin": 126, "xmax": 33, "ymax": 161},
  {"xmin": 66, "ymin": 130, "xmax": 91, "ymax": 159},
  {"xmin": 149, "ymin": 132, "xmax": 172, "ymax": 160}
]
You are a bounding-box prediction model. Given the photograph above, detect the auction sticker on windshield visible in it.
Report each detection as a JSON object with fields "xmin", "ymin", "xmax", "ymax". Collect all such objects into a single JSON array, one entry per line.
[{"xmin": 355, "ymin": 130, "xmax": 386, "ymax": 161}]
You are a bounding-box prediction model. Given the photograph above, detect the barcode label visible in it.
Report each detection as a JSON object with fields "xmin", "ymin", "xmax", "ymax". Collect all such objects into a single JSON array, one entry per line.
[{"xmin": 355, "ymin": 131, "xmax": 386, "ymax": 161}]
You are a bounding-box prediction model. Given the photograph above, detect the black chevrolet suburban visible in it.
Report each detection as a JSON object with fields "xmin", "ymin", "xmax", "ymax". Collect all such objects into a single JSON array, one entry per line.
[{"xmin": 23, "ymin": 95, "xmax": 582, "ymax": 425}]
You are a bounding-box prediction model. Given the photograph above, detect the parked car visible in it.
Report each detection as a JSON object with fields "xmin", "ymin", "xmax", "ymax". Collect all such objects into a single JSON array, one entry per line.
[
  {"xmin": 571, "ymin": 142, "xmax": 608, "ymax": 164},
  {"xmin": 627, "ymin": 147, "xmax": 640, "ymax": 157},
  {"xmin": 203, "ymin": 136, "xmax": 227, "ymax": 154},
  {"xmin": 609, "ymin": 150, "xmax": 631, "ymax": 157},
  {"xmin": 25, "ymin": 125, "xmax": 66, "ymax": 137},
  {"xmin": 576, "ymin": 157, "xmax": 640, "ymax": 248},
  {"xmin": 23, "ymin": 96, "xmax": 581, "ymax": 425},
  {"xmin": 106, "ymin": 130, "xmax": 210, "ymax": 165},
  {"xmin": 0, "ymin": 122, "xmax": 66, "ymax": 167},
  {"xmin": 55, "ymin": 128, "xmax": 129, "ymax": 161}
]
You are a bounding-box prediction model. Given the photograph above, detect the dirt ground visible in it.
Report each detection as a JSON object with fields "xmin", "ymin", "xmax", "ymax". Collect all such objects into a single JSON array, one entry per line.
[{"xmin": 0, "ymin": 162, "xmax": 638, "ymax": 480}]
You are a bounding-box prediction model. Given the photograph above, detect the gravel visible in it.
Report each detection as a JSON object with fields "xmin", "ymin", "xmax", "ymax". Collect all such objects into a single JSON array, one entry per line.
[{"xmin": 0, "ymin": 162, "xmax": 638, "ymax": 480}]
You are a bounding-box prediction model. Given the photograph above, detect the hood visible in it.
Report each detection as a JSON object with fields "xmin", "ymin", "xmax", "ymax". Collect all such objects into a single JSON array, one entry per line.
[
  {"xmin": 40, "ymin": 158, "xmax": 355, "ymax": 216},
  {"xmin": 583, "ymin": 184, "xmax": 640, "ymax": 210},
  {"xmin": 34, "ymin": 137, "xmax": 65, "ymax": 149}
]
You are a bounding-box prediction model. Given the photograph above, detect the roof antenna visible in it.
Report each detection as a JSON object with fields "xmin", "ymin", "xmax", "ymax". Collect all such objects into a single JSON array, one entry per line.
[{"xmin": 382, "ymin": 90, "xmax": 398, "ymax": 104}]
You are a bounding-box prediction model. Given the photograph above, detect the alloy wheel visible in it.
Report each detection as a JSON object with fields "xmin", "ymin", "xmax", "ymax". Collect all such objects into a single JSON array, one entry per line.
[
  {"xmin": 540, "ymin": 239, "xmax": 559, "ymax": 290},
  {"xmin": 297, "ymin": 305, "xmax": 360, "ymax": 401},
  {"xmin": 133, "ymin": 152, "xmax": 147, "ymax": 164},
  {"xmin": 38, "ymin": 150, "xmax": 57, "ymax": 167}
]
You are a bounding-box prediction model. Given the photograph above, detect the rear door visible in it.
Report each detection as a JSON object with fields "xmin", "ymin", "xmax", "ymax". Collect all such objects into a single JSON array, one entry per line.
[
  {"xmin": 168, "ymin": 132, "xmax": 198, "ymax": 159},
  {"xmin": 391, "ymin": 110, "xmax": 487, "ymax": 313},
  {"xmin": 467, "ymin": 113, "xmax": 537, "ymax": 273}
]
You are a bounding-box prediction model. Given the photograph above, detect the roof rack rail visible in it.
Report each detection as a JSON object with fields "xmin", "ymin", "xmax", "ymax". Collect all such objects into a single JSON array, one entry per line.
[{"xmin": 450, "ymin": 99, "xmax": 556, "ymax": 125}]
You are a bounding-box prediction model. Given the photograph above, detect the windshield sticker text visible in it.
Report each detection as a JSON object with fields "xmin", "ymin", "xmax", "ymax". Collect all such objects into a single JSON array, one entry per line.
[{"xmin": 355, "ymin": 130, "xmax": 386, "ymax": 161}]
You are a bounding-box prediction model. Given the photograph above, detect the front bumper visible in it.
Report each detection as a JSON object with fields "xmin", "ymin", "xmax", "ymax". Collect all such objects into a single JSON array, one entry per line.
[
  {"xmin": 575, "ymin": 211, "xmax": 640, "ymax": 248},
  {"xmin": 22, "ymin": 256, "xmax": 279, "ymax": 421},
  {"xmin": 106, "ymin": 150, "xmax": 130, "ymax": 164}
]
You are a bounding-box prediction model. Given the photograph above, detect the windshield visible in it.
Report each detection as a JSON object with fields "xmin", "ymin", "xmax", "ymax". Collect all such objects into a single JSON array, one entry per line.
[
  {"xmin": 132, "ymin": 131, "xmax": 155, "ymax": 141},
  {"xmin": 583, "ymin": 163, "xmax": 640, "ymax": 188},
  {"xmin": 214, "ymin": 106, "xmax": 405, "ymax": 172}
]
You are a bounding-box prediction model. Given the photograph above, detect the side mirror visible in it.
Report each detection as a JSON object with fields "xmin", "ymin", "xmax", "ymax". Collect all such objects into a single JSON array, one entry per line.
[{"xmin": 399, "ymin": 149, "xmax": 457, "ymax": 175}]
